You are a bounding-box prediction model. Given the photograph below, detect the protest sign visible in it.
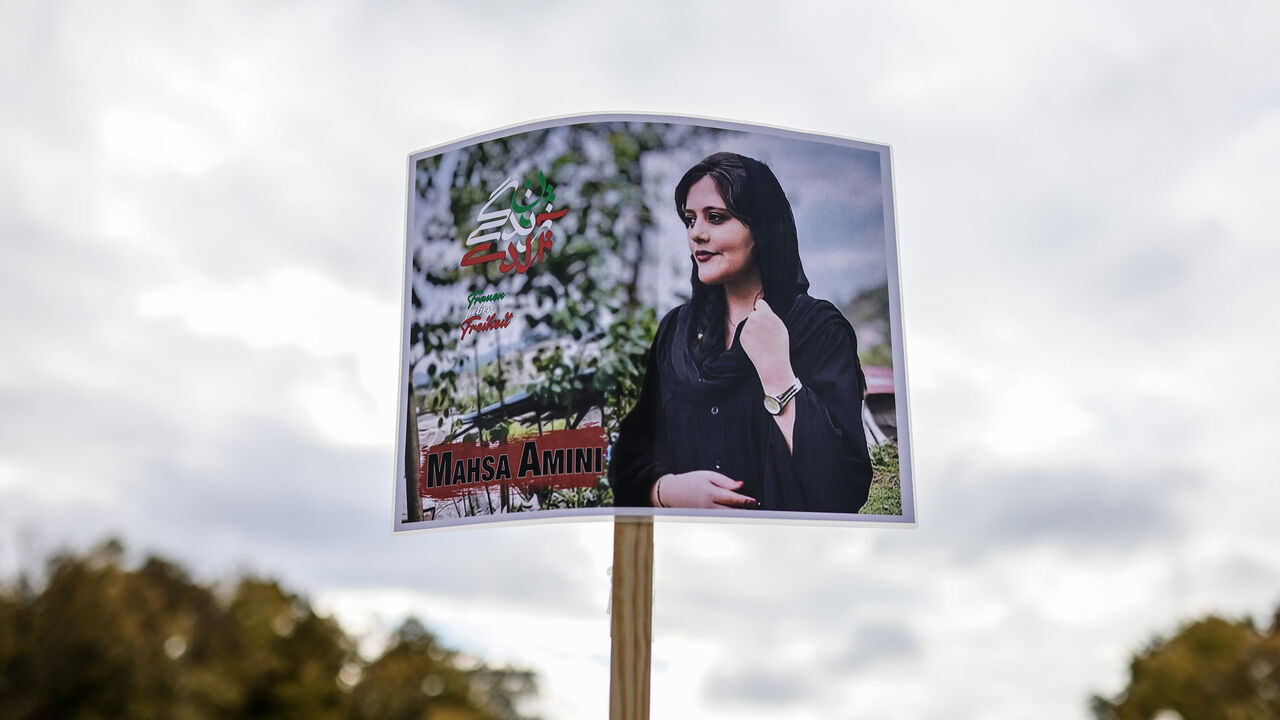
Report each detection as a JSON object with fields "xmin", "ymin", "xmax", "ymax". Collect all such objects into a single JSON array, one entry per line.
[{"xmin": 395, "ymin": 114, "xmax": 913, "ymax": 531}]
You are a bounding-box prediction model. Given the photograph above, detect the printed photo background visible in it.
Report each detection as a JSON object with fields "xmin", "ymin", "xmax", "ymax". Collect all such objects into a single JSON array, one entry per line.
[{"xmin": 399, "ymin": 120, "xmax": 899, "ymax": 525}]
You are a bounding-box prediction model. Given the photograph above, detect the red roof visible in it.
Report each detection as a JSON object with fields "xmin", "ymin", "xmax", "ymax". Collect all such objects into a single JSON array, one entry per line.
[{"xmin": 863, "ymin": 365, "xmax": 894, "ymax": 395}]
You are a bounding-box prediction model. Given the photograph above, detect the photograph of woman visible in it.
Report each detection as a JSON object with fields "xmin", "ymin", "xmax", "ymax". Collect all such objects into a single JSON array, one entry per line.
[{"xmin": 610, "ymin": 151, "xmax": 875, "ymax": 513}]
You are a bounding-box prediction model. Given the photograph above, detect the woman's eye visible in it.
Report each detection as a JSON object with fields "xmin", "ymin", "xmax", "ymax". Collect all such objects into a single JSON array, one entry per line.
[
  {"xmin": 683, "ymin": 215, "xmax": 695, "ymax": 227},
  {"xmin": 707, "ymin": 213, "xmax": 725, "ymax": 224}
]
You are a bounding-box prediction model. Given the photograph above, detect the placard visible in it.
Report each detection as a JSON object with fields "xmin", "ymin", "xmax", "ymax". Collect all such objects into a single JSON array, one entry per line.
[{"xmin": 394, "ymin": 114, "xmax": 914, "ymax": 531}]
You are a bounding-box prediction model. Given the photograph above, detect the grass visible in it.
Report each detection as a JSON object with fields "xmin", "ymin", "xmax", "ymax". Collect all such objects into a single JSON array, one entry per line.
[{"xmin": 860, "ymin": 440, "xmax": 902, "ymax": 515}]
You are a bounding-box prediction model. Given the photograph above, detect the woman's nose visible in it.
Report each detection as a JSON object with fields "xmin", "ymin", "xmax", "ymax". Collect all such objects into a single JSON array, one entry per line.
[{"xmin": 689, "ymin": 218, "xmax": 708, "ymax": 242}]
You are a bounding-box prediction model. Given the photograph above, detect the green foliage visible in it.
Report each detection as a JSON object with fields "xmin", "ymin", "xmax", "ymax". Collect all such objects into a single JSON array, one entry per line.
[
  {"xmin": 540, "ymin": 479, "xmax": 615, "ymax": 511},
  {"xmin": 528, "ymin": 347, "xmax": 581, "ymax": 416},
  {"xmin": 1092, "ymin": 612, "xmax": 1280, "ymax": 720},
  {"xmin": 355, "ymin": 619, "xmax": 535, "ymax": 720},
  {"xmin": 596, "ymin": 307, "xmax": 658, "ymax": 438},
  {"xmin": 859, "ymin": 441, "xmax": 902, "ymax": 515},
  {"xmin": 0, "ymin": 540, "xmax": 537, "ymax": 720}
]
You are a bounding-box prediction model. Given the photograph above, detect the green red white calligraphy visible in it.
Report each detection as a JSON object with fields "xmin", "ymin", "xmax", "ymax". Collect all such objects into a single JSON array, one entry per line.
[{"xmin": 461, "ymin": 170, "xmax": 568, "ymax": 272}]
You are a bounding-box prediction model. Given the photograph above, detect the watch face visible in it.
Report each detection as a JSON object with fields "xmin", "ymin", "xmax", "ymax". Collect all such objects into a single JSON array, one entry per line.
[{"xmin": 763, "ymin": 396, "xmax": 781, "ymax": 415}]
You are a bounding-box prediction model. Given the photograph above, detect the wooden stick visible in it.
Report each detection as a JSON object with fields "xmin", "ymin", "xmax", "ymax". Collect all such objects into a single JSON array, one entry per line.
[{"xmin": 609, "ymin": 517, "xmax": 653, "ymax": 720}]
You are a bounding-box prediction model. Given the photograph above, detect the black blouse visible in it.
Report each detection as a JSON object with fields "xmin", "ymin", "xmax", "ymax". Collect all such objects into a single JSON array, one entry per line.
[{"xmin": 609, "ymin": 294, "xmax": 873, "ymax": 513}]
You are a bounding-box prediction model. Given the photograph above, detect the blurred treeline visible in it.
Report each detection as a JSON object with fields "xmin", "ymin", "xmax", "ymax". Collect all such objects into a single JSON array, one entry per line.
[
  {"xmin": 843, "ymin": 283, "xmax": 893, "ymax": 369},
  {"xmin": 0, "ymin": 540, "xmax": 536, "ymax": 720},
  {"xmin": 1093, "ymin": 607, "xmax": 1280, "ymax": 719}
]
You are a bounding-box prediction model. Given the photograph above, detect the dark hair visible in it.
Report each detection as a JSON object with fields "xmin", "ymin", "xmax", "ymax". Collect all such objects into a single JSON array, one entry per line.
[{"xmin": 674, "ymin": 152, "xmax": 809, "ymax": 362}]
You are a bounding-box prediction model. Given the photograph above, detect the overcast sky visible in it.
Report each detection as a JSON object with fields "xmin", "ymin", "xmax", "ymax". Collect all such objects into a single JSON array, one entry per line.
[{"xmin": 3, "ymin": 1, "xmax": 1279, "ymax": 718}]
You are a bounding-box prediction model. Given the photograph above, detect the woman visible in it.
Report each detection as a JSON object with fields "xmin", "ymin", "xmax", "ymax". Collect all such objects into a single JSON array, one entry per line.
[{"xmin": 609, "ymin": 152, "xmax": 873, "ymax": 513}]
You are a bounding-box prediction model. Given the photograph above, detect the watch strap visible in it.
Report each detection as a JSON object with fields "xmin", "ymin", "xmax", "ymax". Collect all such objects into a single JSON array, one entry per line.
[{"xmin": 764, "ymin": 377, "xmax": 802, "ymax": 414}]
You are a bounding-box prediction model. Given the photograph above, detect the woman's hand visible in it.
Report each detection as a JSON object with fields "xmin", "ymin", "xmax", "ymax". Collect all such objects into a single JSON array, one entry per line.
[
  {"xmin": 739, "ymin": 299, "xmax": 795, "ymax": 394},
  {"xmin": 740, "ymin": 298, "xmax": 798, "ymax": 452},
  {"xmin": 651, "ymin": 471, "xmax": 758, "ymax": 509}
]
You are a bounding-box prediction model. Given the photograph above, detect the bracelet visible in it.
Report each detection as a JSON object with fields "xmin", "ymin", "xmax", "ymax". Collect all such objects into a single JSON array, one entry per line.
[{"xmin": 655, "ymin": 476, "xmax": 667, "ymax": 508}]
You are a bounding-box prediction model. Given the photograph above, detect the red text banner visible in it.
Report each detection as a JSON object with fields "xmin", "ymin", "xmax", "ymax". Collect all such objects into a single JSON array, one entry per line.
[{"xmin": 418, "ymin": 427, "xmax": 607, "ymax": 500}]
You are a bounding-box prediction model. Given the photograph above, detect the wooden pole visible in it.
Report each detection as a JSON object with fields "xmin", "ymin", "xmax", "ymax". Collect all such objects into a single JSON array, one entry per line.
[{"xmin": 609, "ymin": 517, "xmax": 653, "ymax": 720}]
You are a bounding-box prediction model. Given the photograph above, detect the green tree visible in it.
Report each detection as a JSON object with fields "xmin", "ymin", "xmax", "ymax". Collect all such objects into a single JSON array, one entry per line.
[
  {"xmin": 0, "ymin": 539, "xmax": 538, "ymax": 720},
  {"xmin": 355, "ymin": 618, "xmax": 535, "ymax": 720},
  {"xmin": 1092, "ymin": 610, "xmax": 1280, "ymax": 720}
]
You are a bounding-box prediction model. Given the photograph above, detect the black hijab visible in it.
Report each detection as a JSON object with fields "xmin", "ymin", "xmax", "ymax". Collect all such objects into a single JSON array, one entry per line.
[{"xmin": 666, "ymin": 152, "xmax": 863, "ymax": 399}]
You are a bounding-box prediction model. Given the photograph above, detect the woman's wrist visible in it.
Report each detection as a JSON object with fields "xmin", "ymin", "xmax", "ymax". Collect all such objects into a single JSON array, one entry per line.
[
  {"xmin": 758, "ymin": 363, "xmax": 797, "ymax": 396},
  {"xmin": 651, "ymin": 474, "xmax": 673, "ymax": 507}
]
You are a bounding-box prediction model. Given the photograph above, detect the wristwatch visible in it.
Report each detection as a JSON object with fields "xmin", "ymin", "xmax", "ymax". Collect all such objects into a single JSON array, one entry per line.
[{"xmin": 763, "ymin": 377, "xmax": 802, "ymax": 415}]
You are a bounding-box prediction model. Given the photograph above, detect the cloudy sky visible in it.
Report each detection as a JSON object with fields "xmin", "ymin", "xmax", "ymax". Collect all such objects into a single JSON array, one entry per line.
[{"xmin": 3, "ymin": 1, "xmax": 1279, "ymax": 718}]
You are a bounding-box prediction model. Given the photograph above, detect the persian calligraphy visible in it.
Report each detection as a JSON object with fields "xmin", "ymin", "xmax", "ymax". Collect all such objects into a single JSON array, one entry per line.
[{"xmin": 462, "ymin": 170, "xmax": 569, "ymax": 273}]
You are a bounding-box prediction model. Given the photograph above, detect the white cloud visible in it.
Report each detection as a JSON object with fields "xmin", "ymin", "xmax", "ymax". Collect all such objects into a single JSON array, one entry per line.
[
  {"xmin": 138, "ymin": 268, "xmax": 399, "ymax": 445},
  {"xmin": 100, "ymin": 105, "xmax": 223, "ymax": 176},
  {"xmin": 138, "ymin": 268, "xmax": 386, "ymax": 353},
  {"xmin": 1175, "ymin": 111, "xmax": 1280, "ymax": 247},
  {"xmin": 983, "ymin": 376, "xmax": 1098, "ymax": 460}
]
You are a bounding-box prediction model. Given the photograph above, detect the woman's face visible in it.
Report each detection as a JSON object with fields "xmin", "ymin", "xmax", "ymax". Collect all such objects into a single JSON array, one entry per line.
[{"xmin": 683, "ymin": 175, "xmax": 757, "ymax": 288}]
